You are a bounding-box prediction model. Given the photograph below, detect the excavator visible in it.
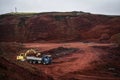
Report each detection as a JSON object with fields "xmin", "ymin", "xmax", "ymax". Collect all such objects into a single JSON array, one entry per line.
[{"xmin": 16, "ymin": 49, "xmax": 52, "ymax": 64}]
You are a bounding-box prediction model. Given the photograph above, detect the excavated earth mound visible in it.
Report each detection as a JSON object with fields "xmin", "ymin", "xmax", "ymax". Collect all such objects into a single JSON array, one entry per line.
[{"xmin": 41, "ymin": 47, "xmax": 79, "ymax": 59}]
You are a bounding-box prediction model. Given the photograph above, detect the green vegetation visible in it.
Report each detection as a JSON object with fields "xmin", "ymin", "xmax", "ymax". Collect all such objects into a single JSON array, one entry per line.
[
  {"xmin": 54, "ymin": 15, "xmax": 66, "ymax": 21},
  {"xmin": 0, "ymin": 12, "xmax": 38, "ymax": 19},
  {"xmin": 7, "ymin": 12, "xmax": 38, "ymax": 15}
]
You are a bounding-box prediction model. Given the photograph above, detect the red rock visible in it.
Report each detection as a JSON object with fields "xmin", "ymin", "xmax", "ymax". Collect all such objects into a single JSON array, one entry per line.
[{"xmin": 0, "ymin": 12, "xmax": 120, "ymax": 42}]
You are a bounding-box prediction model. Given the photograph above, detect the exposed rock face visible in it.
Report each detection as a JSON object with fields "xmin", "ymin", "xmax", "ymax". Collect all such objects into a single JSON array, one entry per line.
[{"xmin": 0, "ymin": 12, "xmax": 120, "ymax": 42}]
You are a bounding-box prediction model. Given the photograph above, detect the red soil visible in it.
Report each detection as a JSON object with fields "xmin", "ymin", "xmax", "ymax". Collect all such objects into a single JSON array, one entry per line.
[
  {"xmin": 0, "ymin": 12, "xmax": 120, "ymax": 80},
  {"xmin": 22, "ymin": 42, "xmax": 120, "ymax": 80}
]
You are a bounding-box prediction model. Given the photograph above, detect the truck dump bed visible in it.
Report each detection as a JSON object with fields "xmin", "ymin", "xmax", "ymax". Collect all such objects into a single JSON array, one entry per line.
[{"xmin": 26, "ymin": 56, "xmax": 42, "ymax": 61}]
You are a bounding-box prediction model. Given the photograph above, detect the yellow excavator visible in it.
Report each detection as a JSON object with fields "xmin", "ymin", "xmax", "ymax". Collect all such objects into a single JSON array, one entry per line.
[
  {"xmin": 16, "ymin": 49, "xmax": 52, "ymax": 64},
  {"xmin": 16, "ymin": 49, "xmax": 40, "ymax": 61}
]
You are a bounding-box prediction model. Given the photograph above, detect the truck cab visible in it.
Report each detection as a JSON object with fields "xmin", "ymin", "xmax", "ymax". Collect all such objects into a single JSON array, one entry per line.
[{"xmin": 42, "ymin": 55, "xmax": 52, "ymax": 64}]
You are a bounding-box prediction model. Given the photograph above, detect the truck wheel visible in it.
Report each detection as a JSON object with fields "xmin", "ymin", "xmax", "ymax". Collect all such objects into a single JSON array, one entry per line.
[
  {"xmin": 32, "ymin": 61, "xmax": 36, "ymax": 64},
  {"xmin": 38, "ymin": 60, "xmax": 41, "ymax": 64},
  {"xmin": 43, "ymin": 62, "xmax": 46, "ymax": 65},
  {"xmin": 29, "ymin": 60, "xmax": 32, "ymax": 64}
]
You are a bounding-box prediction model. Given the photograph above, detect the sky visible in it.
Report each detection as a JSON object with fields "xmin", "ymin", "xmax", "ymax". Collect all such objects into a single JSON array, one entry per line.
[{"xmin": 0, "ymin": 0, "xmax": 120, "ymax": 15}]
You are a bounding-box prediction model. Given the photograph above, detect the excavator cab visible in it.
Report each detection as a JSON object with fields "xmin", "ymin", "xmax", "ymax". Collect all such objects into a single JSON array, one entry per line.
[{"xmin": 16, "ymin": 53, "xmax": 26, "ymax": 61}]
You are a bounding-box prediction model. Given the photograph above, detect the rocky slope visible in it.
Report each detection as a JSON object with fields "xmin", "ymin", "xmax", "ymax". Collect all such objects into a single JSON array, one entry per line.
[{"xmin": 0, "ymin": 12, "xmax": 120, "ymax": 42}]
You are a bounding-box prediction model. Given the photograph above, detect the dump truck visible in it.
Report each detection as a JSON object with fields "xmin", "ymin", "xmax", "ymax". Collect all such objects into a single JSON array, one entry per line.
[{"xmin": 16, "ymin": 49, "xmax": 52, "ymax": 64}]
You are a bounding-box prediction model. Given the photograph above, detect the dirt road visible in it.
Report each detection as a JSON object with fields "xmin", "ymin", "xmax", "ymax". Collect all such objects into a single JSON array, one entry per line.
[{"xmin": 23, "ymin": 42, "xmax": 119, "ymax": 80}]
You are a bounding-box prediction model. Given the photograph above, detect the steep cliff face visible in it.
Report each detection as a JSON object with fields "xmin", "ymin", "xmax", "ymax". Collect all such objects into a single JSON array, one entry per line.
[{"xmin": 0, "ymin": 12, "xmax": 120, "ymax": 42}]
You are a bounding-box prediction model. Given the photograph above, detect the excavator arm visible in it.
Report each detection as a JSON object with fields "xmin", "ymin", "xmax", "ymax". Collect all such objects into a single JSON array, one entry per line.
[
  {"xmin": 25, "ymin": 49, "xmax": 37, "ymax": 56},
  {"xmin": 16, "ymin": 49, "xmax": 40, "ymax": 61}
]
